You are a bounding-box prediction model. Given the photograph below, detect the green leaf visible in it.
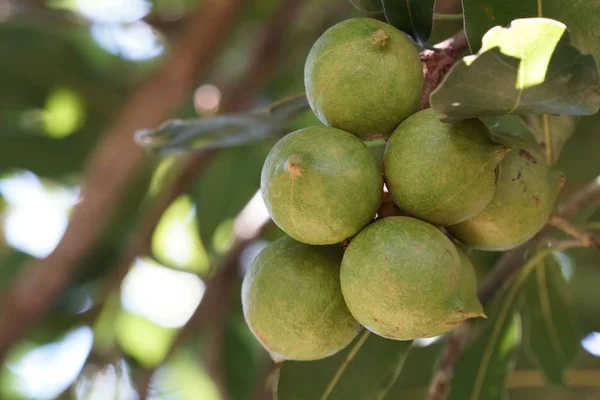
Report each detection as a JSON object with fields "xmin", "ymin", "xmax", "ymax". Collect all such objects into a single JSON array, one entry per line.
[
  {"xmin": 382, "ymin": 0, "xmax": 436, "ymax": 45},
  {"xmin": 448, "ymin": 285, "xmax": 522, "ymax": 400},
  {"xmin": 136, "ymin": 94, "xmax": 309, "ymax": 155},
  {"xmin": 431, "ymin": 18, "xmax": 600, "ymax": 121},
  {"xmin": 521, "ymin": 114, "xmax": 580, "ymax": 165},
  {"xmin": 192, "ymin": 143, "xmax": 269, "ymax": 255},
  {"xmin": 522, "ymin": 255, "xmax": 582, "ymax": 386},
  {"xmin": 277, "ymin": 331, "xmax": 412, "ymax": 400},
  {"xmin": 462, "ymin": 0, "xmax": 600, "ymax": 69}
]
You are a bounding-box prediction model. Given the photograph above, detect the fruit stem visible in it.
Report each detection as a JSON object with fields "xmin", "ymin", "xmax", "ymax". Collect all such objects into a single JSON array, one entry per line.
[{"xmin": 370, "ymin": 29, "xmax": 389, "ymax": 50}]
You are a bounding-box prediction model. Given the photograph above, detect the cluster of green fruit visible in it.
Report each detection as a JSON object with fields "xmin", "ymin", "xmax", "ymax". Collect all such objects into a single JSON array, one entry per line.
[{"xmin": 242, "ymin": 18, "xmax": 565, "ymax": 361}]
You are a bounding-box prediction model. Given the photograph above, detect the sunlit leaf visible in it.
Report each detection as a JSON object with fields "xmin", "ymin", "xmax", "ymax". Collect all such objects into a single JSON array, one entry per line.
[
  {"xmin": 462, "ymin": 0, "xmax": 600, "ymax": 69},
  {"xmin": 431, "ymin": 18, "xmax": 600, "ymax": 122},
  {"xmin": 116, "ymin": 311, "xmax": 178, "ymax": 368},
  {"xmin": 448, "ymin": 285, "xmax": 522, "ymax": 400},
  {"xmin": 278, "ymin": 331, "xmax": 412, "ymax": 400},
  {"xmin": 136, "ymin": 94, "xmax": 309, "ymax": 155},
  {"xmin": 521, "ymin": 114, "xmax": 580, "ymax": 165},
  {"xmin": 152, "ymin": 195, "xmax": 209, "ymax": 274},
  {"xmin": 382, "ymin": 0, "xmax": 436, "ymax": 45},
  {"xmin": 43, "ymin": 87, "xmax": 86, "ymax": 139},
  {"xmin": 522, "ymin": 256, "xmax": 582, "ymax": 385}
]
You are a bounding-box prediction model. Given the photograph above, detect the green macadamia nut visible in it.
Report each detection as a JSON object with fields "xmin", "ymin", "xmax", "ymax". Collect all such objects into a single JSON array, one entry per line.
[
  {"xmin": 242, "ymin": 236, "xmax": 361, "ymax": 361},
  {"xmin": 340, "ymin": 217, "xmax": 484, "ymax": 341},
  {"xmin": 261, "ymin": 126, "xmax": 383, "ymax": 245},
  {"xmin": 383, "ymin": 109, "xmax": 509, "ymax": 226},
  {"xmin": 305, "ymin": 18, "xmax": 423, "ymax": 139}
]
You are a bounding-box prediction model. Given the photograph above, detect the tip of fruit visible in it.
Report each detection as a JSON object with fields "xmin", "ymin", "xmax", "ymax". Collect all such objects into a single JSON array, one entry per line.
[
  {"xmin": 494, "ymin": 145, "xmax": 512, "ymax": 160},
  {"xmin": 371, "ymin": 29, "xmax": 389, "ymax": 50},
  {"xmin": 285, "ymin": 154, "xmax": 303, "ymax": 178}
]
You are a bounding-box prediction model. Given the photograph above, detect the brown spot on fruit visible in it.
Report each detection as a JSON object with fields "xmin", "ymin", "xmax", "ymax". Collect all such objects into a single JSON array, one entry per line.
[
  {"xmin": 532, "ymin": 195, "xmax": 541, "ymax": 206},
  {"xmin": 512, "ymin": 171, "xmax": 522, "ymax": 181},
  {"xmin": 285, "ymin": 154, "xmax": 303, "ymax": 178},
  {"xmin": 519, "ymin": 149, "xmax": 538, "ymax": 164},
  {"xmin": 370, "ymin": 29, "xmax": 389, "ymax": 50}
]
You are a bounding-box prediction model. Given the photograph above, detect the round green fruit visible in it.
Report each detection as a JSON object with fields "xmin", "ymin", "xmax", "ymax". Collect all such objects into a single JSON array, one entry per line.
[
  {"xmin": 348, "ymin": 0, "xmax": 384, "ymax": 13},
  {"xmin": 304, "ymin": 18, "xmax": 423, "ymax": 139},
  {"xmin": 242, "ymin": 236, "xmax": 360, "ymax": 361},
  {"xmin": 448, "ymin": 135, "xmax": 565, "ymax": 251},
  {"xmin": 261, "ymin": 126, "xmax": 383, "ymax": 245},
  {"xmin": 340, "ymin": 216, "xmax": 481, "ymax": 340},
  {"xmin": 383, "ymin": 109, "xmax": 509, "ymax": 226}
]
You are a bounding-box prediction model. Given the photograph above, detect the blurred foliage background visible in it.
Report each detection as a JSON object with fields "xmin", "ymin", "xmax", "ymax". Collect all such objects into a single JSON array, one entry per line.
[{"xmin": 0, "ymin": 0, "xmax": 599, "ymax": 399}]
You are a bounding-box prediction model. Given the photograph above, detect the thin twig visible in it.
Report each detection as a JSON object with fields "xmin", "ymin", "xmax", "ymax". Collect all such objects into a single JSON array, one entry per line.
[
  {"xmin": 548, "ymin": 215, "xmax": 598, "ymax": 248},
  {"xmin": 428, "ymin": 175, "xmax": 600, "ymax": 400},
  {"xmin": 420, "ymin": 30, "xmax": 468, "ymax": 109},
  {"xmin": 0, "ymin": 0, "xmax": 244, "ymax": 364}
]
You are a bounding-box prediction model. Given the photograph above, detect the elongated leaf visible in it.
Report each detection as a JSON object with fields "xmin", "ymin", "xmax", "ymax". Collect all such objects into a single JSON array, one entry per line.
[
  {"xmin": 192, "ymin": 143, "xmax": 269, "ymax": 255},
  {"xmin": 136, "ymin": 95, "xmax": 309, "ymax": 155},
  {"xmin": 383, "ymin": 0, "xmax": 436, "ymax": 45},
  {"xmin": 522, "ymin": 256, "xmax": 581, "ymax": 386},
  {"xmin": 277, "ymin": 331, "xmax": 412, "ymax": 400},
  {"xmin": 448, "ymin": 285, "xmax": 522, "ymax": 400},
  {"xmin": 521, "ymin": 114, "xmax": 580, "ymax": 165},
  {"xmin": 462, "ymin": 0, "xmax": 600, "ymax": 68},
  {"xmin": 431, "ymin": 18, "xmax": 600, "ymax": 121}
]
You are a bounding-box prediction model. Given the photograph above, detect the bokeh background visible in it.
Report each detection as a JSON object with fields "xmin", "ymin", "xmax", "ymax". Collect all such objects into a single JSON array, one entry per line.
[{"xmin": 0, "ymin": 0, "xmax": 600, "ymax": 399}]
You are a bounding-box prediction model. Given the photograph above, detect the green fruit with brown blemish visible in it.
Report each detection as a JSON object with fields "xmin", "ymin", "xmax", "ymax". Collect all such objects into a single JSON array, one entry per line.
[
  {"xmin": 304, "ymin": 18, "xmax": 423, "ymax": 139},
  {"xmin": 261, "ymin": 126, "xmax": 383, "ymax": 245},
  {"xmin": 348, "ymin": 0, "xmax": 384, "ymax": 13},
  {"xmin": 242, "ymin": 236, "xmax": 360, "ymax": 361},
  {"xmin": 340, "ymin": 216, "xmax": 484, "ymax": 341},
  {"xmin": 448, "ymin": 134, "xmax": 565, "ymax": 251},
  {"xmin": 383, "ymin": 109, "xmax": 510, "ymax": 226}
]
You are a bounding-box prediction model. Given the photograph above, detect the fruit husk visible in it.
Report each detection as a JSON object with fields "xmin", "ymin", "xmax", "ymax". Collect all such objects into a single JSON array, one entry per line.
[
  {"xmin": 261, "ymin": 126, "xmax": 383, "ymax": 245},
  {"xmin": 242, "ymin": 236, "xmax": 361, "ymax": 361},
  {"xmin": 448, "ymin": 134, "xmax": 565, "ymax": 251},
  {"xmin": 304, "ymin": 18, "xmax": 423, "ymax": 139},
  {"xmin": 340, "ymin": 216, "xmax": 466, "ymax": 340},
  {"xmin": 384, "ymin": 109, "xmax": 509, "ymax": 226}
]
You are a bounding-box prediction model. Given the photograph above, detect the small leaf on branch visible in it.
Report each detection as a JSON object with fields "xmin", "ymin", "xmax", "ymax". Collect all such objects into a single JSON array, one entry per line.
[
  {"xmin": 277, "ymin": 331, "xmax": 412, "ymax": 400},
  {"xmin": 522, "ymin": 255, "xmax": 582, "ymax": 386},
  {"xmin": 447, "ymin": 284, "xmax": 522, "ymax": 400},
  {"xmin": 135, "ymin": 94, "xmax": 309, "ymax": 155},
  {"xmin": 382, "ymin": 0, "xmax": 435, "ymax": 45},
  {"xmin": 521, "ymin": 114, "xmax": 580, "ymax": 165},
  {"xmin": 430, "ymin": 18, "xmax": 600, "ymax": 122}
]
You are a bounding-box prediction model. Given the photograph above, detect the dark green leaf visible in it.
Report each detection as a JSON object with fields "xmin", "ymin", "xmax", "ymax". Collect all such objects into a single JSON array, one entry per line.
[
  {"xmin": 192, "ymin": 143, "xmax": 269, "ymax": 254},
  {"xmin": 522, "ymin": 255, "xmax": 582, "ymax": 385},
  {"xmin": 521, "ymin": 114, "xmax": 580, "ymax": 165},
  {"xmin": 383, "ymin": 0, "xmax": 436, "ymax": 45},
  {"xmin": 448, "ymin": 285, "xmax": 522, "ymax": 400},
  {"xmin": 384, "ymin": 340, "xmax": 444, "ymax": 398},
  {"xmin": 136, "ymin": 95, "xmax": 309, "ymax": 155},
  {"xmin": 431, "ymin": 18, "xmax": 600, "ymax": 121},
  {"xmin": 278, "ymin": 331, "xmax": 412, "ymax": 400},
  {"xmin": 462, "ymin": 0, "xmax": 600, "ymax": 68}
]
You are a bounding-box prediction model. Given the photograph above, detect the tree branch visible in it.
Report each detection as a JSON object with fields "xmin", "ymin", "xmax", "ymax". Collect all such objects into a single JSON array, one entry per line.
[
  {"xmin": 0, "ymin": 0, "xmax": 244, "ymax": 362},
  {"xmin": 428, "ymin": 175, "xmax": 600, "ymax": 400},
  {"xmin": 420, "ymin": 30, "xmax": 468, "ymax": 109}
]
